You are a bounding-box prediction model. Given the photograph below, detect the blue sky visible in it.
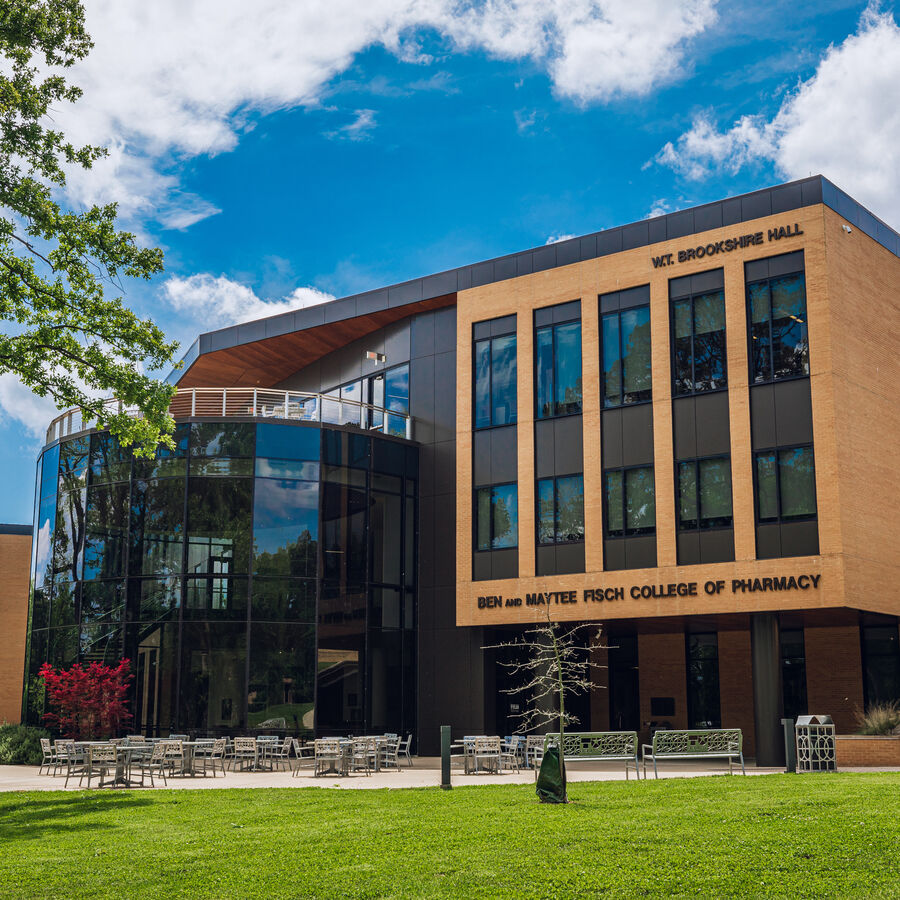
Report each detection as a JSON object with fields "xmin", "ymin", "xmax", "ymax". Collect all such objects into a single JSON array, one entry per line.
[{"xmin": 2, "ymin": 0, "xmax": 898, "ymax": 524}]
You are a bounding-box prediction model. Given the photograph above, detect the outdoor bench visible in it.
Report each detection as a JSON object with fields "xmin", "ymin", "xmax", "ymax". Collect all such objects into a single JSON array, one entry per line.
[
  {"xmin": 537, "ymin": 731, "xmax": 640, "ymax": 780},
  {"xmin": 641, "ymin": 728, "xmax": 745, "ymax": 778}
]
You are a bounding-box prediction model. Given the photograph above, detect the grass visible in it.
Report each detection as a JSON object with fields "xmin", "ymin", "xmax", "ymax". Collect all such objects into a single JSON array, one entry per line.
[{"xmin": 1, "ymin": 774, "xmax": 899, "ymax": 898}]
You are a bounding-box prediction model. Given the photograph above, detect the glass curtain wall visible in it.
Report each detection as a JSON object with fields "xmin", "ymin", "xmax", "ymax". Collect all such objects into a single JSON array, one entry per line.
[
  {"xmin": 536, "ymin": 320, "xmax": 582, "ymax": 418},
  {"xmin": 474, "ymin": 332, "xmax": 517, "ymax": 428},
  {"xmin": 747, "ymin": 271, "xmax": 809, "ymax": 383},
  {"xmin": 672, "ymin": 289, "xmax": 727, "ymax": 395},
  {"xmin": 601, "ymin": 306, "xmax": 651, "ymax": 407},
  {"xmin": 23, "ymin": 422, "xmax": 417, "ymax": 740}
]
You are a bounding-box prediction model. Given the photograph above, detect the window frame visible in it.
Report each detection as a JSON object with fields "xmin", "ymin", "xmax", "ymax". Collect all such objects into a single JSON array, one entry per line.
[
  {"xmin": 746, "ymin": 268, "xmax": 809, "ymax": 386},
  {"xmin": 603, "ymin": 465, "xmax": 656, "ymax": 539},
  {"xmin": 675, "ymin": 455, "xmax": 734, "ymax": 532},
  {"xmin": 473, "ymin": 327, "xmax": 518, "ymax": 430},
  {"xmin": 534, "ymin": 316, "xmax": 583, "ymax": 420},
  {"xmin": 474, "ymin": 482, "xmax": 519, "ymax": 552},
  {"xmin": 601, "ymin": 304, "xmax": 652, "ymax": 408},
  {"xmin": 669, "ymin": 285, "xmax": 728, "ymax": 397},
  {"xmin": 536, "ymin": 474, "xmax": 585, "ymax": 546},
  {"xmin": 752, "ymin": 443, "xmax": 818, "ymax": 525}
]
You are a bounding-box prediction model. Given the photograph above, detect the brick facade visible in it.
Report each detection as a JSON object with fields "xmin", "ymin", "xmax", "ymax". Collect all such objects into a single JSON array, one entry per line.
[
  {"xmin": 804, "ymin": 624, "xmax": 865, "ymax": 734},
  {"xmin": 0, "ymin": 531, "xmax": 31, "ymax": 725}
]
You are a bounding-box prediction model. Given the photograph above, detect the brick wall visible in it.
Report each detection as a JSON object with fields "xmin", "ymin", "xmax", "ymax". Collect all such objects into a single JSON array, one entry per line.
[
  {"xmin": 835, "ymin": 736, "xmax": 900, "ymax": 767},
  {"xmin": 0, "ymin": 532, "xmax": 31, "ymax": 724},
  {"xmin": 805, "ymin": 624, "xmax": 864, "ymax": 733},
  {"xmin": 637, "ymin": 632, "xmax": 688, "ymax": 741},
  {"xmin": 718, "ymin": 629, "xmax": 756, "ymax": 757}
]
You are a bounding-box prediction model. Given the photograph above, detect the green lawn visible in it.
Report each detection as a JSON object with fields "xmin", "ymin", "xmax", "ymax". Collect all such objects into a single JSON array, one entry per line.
[{"xmin": 1, "ymin": 774, "xmax": 898, "ymax": 898}]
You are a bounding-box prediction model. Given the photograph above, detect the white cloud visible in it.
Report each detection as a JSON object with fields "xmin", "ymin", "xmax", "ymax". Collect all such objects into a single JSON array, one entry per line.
[
  {"xmin": 51, "ymin": 0, "xmax": 718, "ymax": 229},
  {"xmin": 649, "ymin": 199, "xmax": 671, "ymax": 218},
  {"xmin": 324, "ymin": 109, "xmax": 378, "ymax": 142},
  {"xmin": 545, "ymin": 233, "xmax": 576, "ymax": 244},
  {"xmin": 514, "ymin": 109, "xmax": 537, "ymax": 134},
  {"xmin": 161, "ymin": 274, "xmax": 334, "ymax": 328},
  {"xmin": 654, "ymin": 6, "xmax": 900, "ymax": 224},
  {"xmin": 0, "ymin": 375, "xmax": 60, "ymax": 440}
]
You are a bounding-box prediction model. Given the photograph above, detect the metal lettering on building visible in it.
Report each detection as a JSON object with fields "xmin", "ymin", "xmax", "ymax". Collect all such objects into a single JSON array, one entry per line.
[{"xmin": 650, "ymin": 223, "xmax": 804, "ymax": 268}]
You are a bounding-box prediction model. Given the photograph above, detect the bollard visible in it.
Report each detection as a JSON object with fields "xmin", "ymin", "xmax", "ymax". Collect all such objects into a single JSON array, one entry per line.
[
  {"xmin": 781, "ymin": 718, "xmax": 797, "ymax": 773},
  {"xmin": 440, "ymin": 725, "xmax": 452, "ymax": 790}
]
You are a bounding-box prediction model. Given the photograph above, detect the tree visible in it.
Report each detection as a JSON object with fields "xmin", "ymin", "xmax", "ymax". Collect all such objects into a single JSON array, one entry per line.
[
  {"xmin": 485, "ymin": 612, "xmax": 603, "ymax": 803},
  {"xmin": 39, "ymin": 658, "xmax": 133, "ymax": 740},
  {"xmin": 0, "ymin": 1, "xmax": 178, "ymax": 454}
]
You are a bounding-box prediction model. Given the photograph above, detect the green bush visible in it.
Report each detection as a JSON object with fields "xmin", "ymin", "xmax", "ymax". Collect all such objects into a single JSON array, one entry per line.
[
  {"xmin": 0, "ymin": 723, "xmax": 52, "ymax": 766},
  {"xmin": 856, "ymin": 701, "xmax": 900, "ymax": 736}
]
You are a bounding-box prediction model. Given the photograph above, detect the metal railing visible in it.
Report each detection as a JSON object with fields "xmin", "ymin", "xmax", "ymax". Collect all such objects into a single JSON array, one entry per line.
[{"xmin": 45, "ymin": 387, "xmax": 414, "ymax": 444}]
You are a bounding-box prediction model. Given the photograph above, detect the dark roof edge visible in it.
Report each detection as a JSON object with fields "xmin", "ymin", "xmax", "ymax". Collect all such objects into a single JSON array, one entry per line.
[
  {"xmin": 168, "ymin": 175, "xmax": 899, "ymax": 385},
  {"xmin": 0, "ymin": 523, "xmax": 32, "ymax": 535}
]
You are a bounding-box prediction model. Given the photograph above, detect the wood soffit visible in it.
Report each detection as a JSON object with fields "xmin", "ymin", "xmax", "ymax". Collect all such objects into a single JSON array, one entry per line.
[{"xmin": 177, "ymin": 293, "xmax": 457, "ymax": 388}]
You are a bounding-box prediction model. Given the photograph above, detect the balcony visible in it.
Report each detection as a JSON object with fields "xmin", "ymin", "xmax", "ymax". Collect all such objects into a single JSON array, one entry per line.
[{"xmin": 45, "ymin": 387, "xmax": 414, "ymax": 445}]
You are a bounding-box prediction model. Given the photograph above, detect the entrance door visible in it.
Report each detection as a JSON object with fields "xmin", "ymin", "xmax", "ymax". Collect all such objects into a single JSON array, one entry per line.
[{"xmin": 608, "ymin": 634, "xmax": 640, "ymax": 731}]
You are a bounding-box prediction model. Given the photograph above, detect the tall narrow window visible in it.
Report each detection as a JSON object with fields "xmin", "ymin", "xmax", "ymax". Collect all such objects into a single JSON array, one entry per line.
[
  {"xmin": 474, "ymin": 332, "xmax": 517, "ymax": 428},
  {"xmin": 754, "ymin": 446, "xmax": 817, "ymax": 523},
  {"xmin": 672, "ymin": 288, "xmax": 726, "ymax": 395},
  {"xmin": 475, "ymin": 484, "xmax": 518, "ymax": 550},
  {"xmin": 687, "ymin": 633, "xmax": 721, "ymax": 728},
  {"xmin": 535, "ymin": 320, "xmax": 582, "ymax": 418},
  {"xmin": 602, "ymin": 306, "xmax": 651, "ymax": 407},
  {"xmin": 537, "ymin": 475, "xmax": 584, "ymax": 544},
  {"xmin": 604, "ymin": 467, "xmax": 655, "ymax": 537},
  {"xmin": 677, "ymin": 457, "xmax": 733, "ymax": 530},
  {"xmin": 781, "ymin": 628, "xmax": 808, "ymax": 721},
  {"xmin": 748, "ymin": 271, "xmax": 808, "ymax": 383},
  {"xmin": 861, "ymin": 626, "xmax": 900, "ymax": 707}
]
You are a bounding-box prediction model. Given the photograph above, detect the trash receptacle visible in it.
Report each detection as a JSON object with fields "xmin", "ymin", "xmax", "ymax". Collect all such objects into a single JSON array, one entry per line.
[{"xmin": 795, "ymin": 714, "xmax": 837, "ymax": 772}]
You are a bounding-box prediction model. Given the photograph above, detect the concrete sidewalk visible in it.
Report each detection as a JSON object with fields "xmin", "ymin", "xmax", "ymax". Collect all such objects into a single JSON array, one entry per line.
[{"xmin": 0, "ymin": 758, "xmax": 803, "ymax": 791}]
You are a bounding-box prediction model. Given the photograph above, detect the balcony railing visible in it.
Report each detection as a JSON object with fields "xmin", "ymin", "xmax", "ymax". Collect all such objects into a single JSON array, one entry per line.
[{"xmin": 45, "ymin": 387, "xmax": 414, "ymax": 445}]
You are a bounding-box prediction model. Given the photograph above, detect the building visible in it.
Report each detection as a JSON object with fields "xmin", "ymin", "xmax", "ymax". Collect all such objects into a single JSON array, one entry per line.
[
  {"xmin": 0, "ymin": 524, "xmax": 32, "ymax": 724},
  {"xmin": 19, "ymin": 175, "xmax": 900, "ymax": 763}
]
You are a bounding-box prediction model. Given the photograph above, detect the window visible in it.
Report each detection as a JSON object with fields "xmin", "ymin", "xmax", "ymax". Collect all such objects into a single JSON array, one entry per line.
[
  {"xmin": 324, "ymin": 364, "xmax": 409, "ymax": 437},
  {"xmin": 535, "ymin": 320, "xmax": 582, "ymax": 418},
  {"xmin": 672, "ymin": 289, "xmax": 726, "ymax": 395},
  {"xmin": 537, "ymin": 475, "xmax": 584, "ymax": 544},
  {"xmin": 474, "ymin": 332, "xmax": 517, "ymax": 428},
  {"xmin": 781, "ymin": 628, "xmax": 807, "ymax": 721},
  {"xmin": 748, "ymin": 271, "xmax": 808, "ymax": 383},
  {"xmin": 602, "ymin": 306, "xmax": 651, "ymax": 407},
  {"xmin": 677, "ymin": 457, "xmax": 733, "ymax": 530},
  {"xmin": 755, "ymin": 446, "xmax": 817, "ymax": 523},
  {"xmin": 862, "ymin": 625, "xmax": 900, "ymax": 707},
  {"xmin": 604, "ymin": 467, "xmax": 655, "ymax": 537},
  {"xmin": 687, "ymin": 633, "xmax": 721, "ymax": 728},
  {"xmin": 475, "ymin": 484, "xmax": 518, "ymax": 550}
]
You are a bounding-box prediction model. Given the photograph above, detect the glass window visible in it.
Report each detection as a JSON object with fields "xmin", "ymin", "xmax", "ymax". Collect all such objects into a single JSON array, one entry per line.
[
  {"xmin": 184, "ymin": 576, "xmax": 248, "ymax": 619},
  {"xmin": 52, "ymin": 487, "xmax": 85, "ymax": 582},
  {"xmin": 602, "ymin": 306, "xmax": 651, "ymax": 407},
  {"xmin": 536, "ymin": 319, "xmax": 582, "ymax": 418},
  {"xmin": 190, "ymin": 422, "xmax": 255, "ymax": 458},
  {"xmin": 83, "ymin": 483, "xmax": 130, "ymax": 580},
  {"xmin": 58, "ymin": 436, "xmax": 89, "ymax": 493},
  {"xmin": 130, "ymin": 576, "xmax": 181, "ymax": 623},
  {"xmin": 89, "ymin": 433, "xmax": 131, "ymax": 484},
  {"xmin": 755, "ymin": 446, "xmax": 816, "ymax": 523},
  {"xmin": 781, "ymin": 628, "xmax": 807, "ymax": 721},
  {"xmin": 80, "ymin": 580, "xmax": 125, "ymax": 625},
  {"xmin": 748, "ymin": 271, "xmax": 808, "ymax": 384},
  {"xmin": 186, "ymin": 478, "xmax": 253, "ymax": 575},
  {"xmin": 133, "ymin": 423, "xmax": 188, "ymax": 479},
  {"xmin": 130, "ymin": 478, "xmax": 185, "ymax": 576},
  {"xmin": 475, "ymin": 484, "xmax": 518, "ymax": 550},
  {"xmin": 251, "ymin": 577, "xmax": 316, "ymax": 622},
  {"xmin": 862, "ymin": 626, "xmax": 900, "ymax": 707},
  {"xmin": 605, "ymin": 467, "xmax": 655, "ymax": 537},
  {"xmin": 256, "ymin": 423, "xmax": 320, "ymax": 462},
  {"xmin": 252, "ymin": 478, "xmax": 318, "ymax": 578},
  {"xmin": 537, "ymin": 475, "xmax": 585, "ymax": 544},
  {"xmin": 49, "ymin": 580, "xmax": 77, "ymax": 629},
  {"xmin": 322, "ymin": 480, "xmax": 367, "ymax": 582},
  {"xmin": 671, "ymin": 288, "xmax": 727, "ymax": 395},
  {"xmin": 474, "ymin": 331, "xmax": 517, "ymax": 428},
  {"xmin": 370, "ymin": 491, "xmax": 403, "ymax": 585},
  {"xmin": 384, "ymin": 364, "xmax": 409, "ymax": 437},
  {"xmin": 677, "ymin": 457, "xmax": 733, "ymax": 530},
  {"xmin": 687, "ymin": 633, "xmax": 721, "ymax": 728}
]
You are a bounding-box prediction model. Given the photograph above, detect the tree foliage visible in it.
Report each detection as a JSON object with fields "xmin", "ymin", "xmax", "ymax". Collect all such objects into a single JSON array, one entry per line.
[
  {"xmin": 39, "ymin": 658, "xmax": 133, "ymax": 740},
  {"xmin": 0, "ymin": 0, "xmax": 177, "ymax": 453}
]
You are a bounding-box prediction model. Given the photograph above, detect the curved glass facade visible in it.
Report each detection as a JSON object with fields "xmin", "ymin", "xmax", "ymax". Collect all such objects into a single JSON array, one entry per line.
[{"xmin": 23, "ymin": 421, "xmax": 417, "ymax": 739}]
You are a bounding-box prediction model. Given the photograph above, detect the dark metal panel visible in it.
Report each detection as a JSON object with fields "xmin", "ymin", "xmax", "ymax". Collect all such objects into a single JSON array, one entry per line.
[
  {"xmin": 750, "ymin": 385, "xmax": 777, "ymax": 450},
  {"xmin": 472, "ymin": 430, "xmax": 492, "ymax": 486},
  {"xmin": 622, "ymin": 221, "xmax": 649, "ymax": 251},
  {"xmin": 209, "ymin": 327, "xmax": 237, "ymax": 351},
  {"xmin": 597, "ymin": 229, "xmax": 623, "ymax": 256},
  {"xmin": 695, "ymin": 391, "xmax": 731, "ymax": 457},
  {"xmin": 319, "ymin": 353, "xmax": 344, "ymax": 391},
  {"xmin": 553, "ymin": 300, "xmax": 581, "ymax": 323},
  {"xmin": 457, "ymin": 267, "xmax": 472, "ymax": 291},
  {"xmin": 771, "ymin": 183, "xmax": 802, "ymax": 214},
  {"xmin": 534, "ymin": 419, "xmax": 555, "ymax": 479},
  {"xmin": 672, "ymin": 397, "xmax": 697, "ymax": 460},
  {"xmin": 409, "ymin": 355, "xmax": 435, "ymax": 430},
  {"xmin": 237, "ymin": 319, "xmax": 267, "ymax": 345},
  {"xmin": 554, "ymin": 415, "xmax": 583, "ymax": 475},
  {"xmin": 744, "ymin": 257, "xmax": 769, "ymax": 283},
  {"xmin": 648, "ymin": 216, "xmax": 667, "ymax": 245},
  {"xmin": 600, "ymin": 292, "xmax": 619, "ymax": 314},
  {"xmin": 491, "ymin": 426, "xmax": 518, "ymax": 484},
  {"xmin": 384, "ymin": 321, "xmax": 411, "ymax": 366},
  {"xmin": 536, "ymin": 546, "xmax": 557, "ymax": 577},
  {"xmin": 432, "ymin": 494, "xmax": 456, "ymax": 587},
  {"xmin": 491, "ymin": 548, "xmax": 518, "ymax": 580},
  {"xmin": 691, "ymin": 267, "xmax": 724, "ymax": 294},
  {"xmin": 694, "ymin": 203, "xmax": 723, "ymax": 233},
  {"xmin": 534, "ymin": 306, "xmax": 554, "ymax": 328},
  {"xmin": 699, "ymin": 529, "xmax": 734, "ymax": 564},
  {"xmin": 411, "ymin": 313, "xmax": 436, "ymax": 359},
  {"xmin": 433, "ymin": 307, "xmax": 457, "ymax": 354},
  {"xmin": 722, "ymin": 197, "xmax": 742, "ymax": 226},
  {"xmin": 750, "ymin": 612, "xmax": 785, "ymax": 767},
  {"xmin": 422, "ymin": 270, "xmax": 457, "ymax": 300},
  {"xmin": 265, "ymin": 312, "xmax": 296, "ymax": 338},
  {"xmin": 669, "ymin": 274, "xmax": 693, "ymax": 299},
  {"xmin": 801, "ymin": 177, "xmax": 823, "ymax": 206},
  {"xmin": 778, "ymin": 521, "xmax": 819, "ymax": 558},
  {"xmin": 388, "ymin": 279, "xmax": 423, "ymax": 308},
  {"xmin": 472, "ymin": 321, "xmax": 491, "ymax": 341},
  {"xmin": 516, "ymin": 252, "xmax": 534, "ymax": 277},
  {"xmin": 624, "ymin": 535, "xmax": 657, "ymax": 569},
  {"xmin": 768, "ymin": 250, "xmax": 805, "ymax": 278},
  {"xmin": 494, "ymin": 256, "xmax": 517, "ymax": 282},
  {"xmin": 338, "ymin": 351, "xmax": 363, "ymax": 386},
  {"xmin": 677, "ymin": 531, "xmax": 701, "ymax": 566},
  {"xmin": 580, "ymin": 235, "xmax": 598, "ymax": 261},
  {"xmin": 773, "ymin": 379, "xmax": 813, "ymax": 447},
  {"xmin": 555, "ymin": 543, "xmax": 585, "ymax": 575},
  {"xmin": 601, "ymin": 409, "xmax": 624, "ymax": 469},
  {"xmin": 621, "ymin": 404, "xmax": 655, "ymax": 467},
  {"xmin": 667, "ymin": 209, "xmax": 695, "ymax": 239},
  {"xmin": 619, "ymin": 285, "xmax": 651, "ymax": 309},
  {"xmin": 356, "ymin": 289, "xmax": 389, "ymax": 315},
  {"xmin": 604, "ymin": 540, "xmax": 626, "ymax": 572},
  {"xmin": 418, "ymin": 495, "xmax": 435, "ymax": 587},
  {"xmin": 491, "ymin": 315, "xmax": 517, "ymax": 337},
  {"xmin": 742, "ymin": 191, "xmax": 772, "ymax": 222},
  {"xmin": 556, "ymin": 239, "xmax": 580, "ymax": 267},
  {"xmin": 278, "ymin": 360, "xmax": 321, "ymax": 393},
  {"xmin": 473, "ymin": 552, "xmax": 492, "ymax": 582},
  {"xmin": 755, "ymin": 523, "xmax": 782, "ymax": 560},
  {"xmin": 324, "ymin": 296, "xmax": 358, "ymax": 323},
  {"xmin": 433, "ymin": 440, "xmax": 456, "ymax": 495},
  {"xmin": 533, "ymin": 245, "xmax": 557, "ymax": 272},
  {"xmin": 432, "ymin": 351, "xmax": 456, "ymax": 442}
]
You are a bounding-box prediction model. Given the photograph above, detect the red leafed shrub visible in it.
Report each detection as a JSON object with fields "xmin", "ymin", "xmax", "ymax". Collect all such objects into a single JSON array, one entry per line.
[{"xmin": 39, "ymin": 659, "xmax": 133, "ymax": 740}]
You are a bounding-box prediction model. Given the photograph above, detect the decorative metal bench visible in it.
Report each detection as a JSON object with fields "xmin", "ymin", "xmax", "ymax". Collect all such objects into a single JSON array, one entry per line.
[
  {"xmin": 641, "ymin": 728, "xmax": 745, "ymax": 778},
  {"xmin": 537, "ymin": 732, "xmax": 640, "ymax": 780}
]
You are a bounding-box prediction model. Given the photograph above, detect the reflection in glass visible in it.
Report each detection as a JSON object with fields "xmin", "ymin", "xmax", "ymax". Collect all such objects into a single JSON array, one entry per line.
[
  {"xmin": 80, "ymin": 580, "xmax": 125, "ymax": 624},
  {"xmin": 474, "ymin": 338, "xmax": 491, "ymax": 428},
  {"xmin": 368, "ymin": 628, "xmax": 402, "ymax": 735},
  {"xmin": 538, "ymin": 476, "xmax": 584, "ymax": 543},
  {"xmin": 257, "ymin": 422, "xmax": 320, "ymax": 461},
  {"xmin": 184, "ymin": 576, "xmax": 248, "ymax": 618},
  {"xmin": 370, "ymin": 491, "xmax": 402, "ymax": 584},
  {"xmin": 555, "ymin": 321, "xmax": 582, "ymax": 416},
  {"xmin": 862, "ymin": 626, "xmax": 900, "ymax": 706},
  {"xmin": 371, "ymin": 586, "xmax": 402, "ymax": 629},
  {"xmin": 49, "ymin": 580, "xmax": 77, "ymax": 629},
  {"xmin": 755, "ymin": 452, "xmax": 778, "ymax": 521},
  {"xmin": 251, "ymin": 577, "xmax": 315, "ymax": 621},
  {"xmin": 535, "ymin": 326, "xmax": 554, "ymax": 419},
  {"xmin": 131, "ymin": 576, "xmax": 181, "ymax": 622},
  {"xmin": 130, "ymin": 478, "xmax": 185, "ymax": 576},
  {"xmin": 52, "ymin": 487, "xmax": 85, "ymax": 582},
  {"xmin": 83, "ymin": 483, "xmax": 130, "ymax": 579},
  {"xmin": 474, "ymin": 333, "xmax": 518, "ymax": 428},
  {"xmin": 755, "ymin": 447, "xmax": 816, "ymax": 522},
  {"xmin": 58, "ymin": 436, "xmax": 89, "ymax": 493},
  {"xmin": 781, "ymin": 628, "xmax": 808, "ymax": 720},
  {"xmin": 603, "ymin": 307, "xmax": 651, "ymax": 407},
  {"xmin": 476, "ymin": 488, "xmax": 491, "ymax": 551},
  {"xmin": 537, "ymin": 479, "xmax": 555, "ymax": 544},
  {"xmin": 322, "ymin": 481, "xmax": 367, "ymax": 582},
  {"xmin": 605, "ymin": 471, "xmax": 624, "ymax": 536},
  {"xmin": 131, "ymin": 621, "xmax": 178, "ymax": 737},
  {"xmin": 253, "ymin": 478, "xmax": 318, "ymax": 578},
  {"xmin": 491, "ymin": 484, "xmax": 518, "ymax": 549},
  {"xmin": 46, "ymin": 626, "xmax": 79, "ymax": 668},
  {"xmin": 190, "ymin": 422, "xmax": 255, "ymax": 458},
  {"xmin": 189, "ymin": 457, "xmax": 254, "ymax": 477},
  {"xmin": 186, "ymin": 478, "xmax": 252, "ymax": 575},
  {"xmin": 133, "ymin": 423, "xmax": 188, "ymax": 479},
  {"xmin": 687, "ymin": 633, "xmax": 721, "ymax": 728},
  {"xmin": 606, "ymin": 467, "xmax": 655, "ymax": 536},
  {"xmin": 672, "ymin": 290, "xmax": 726, "ymax": 395},
  {"xmin": 748, "ymin": 272, "xmax": 808, "ymax": 383},
  {"xmin": 678, "ymin": 457, "xmax": 733, "ymax": 530},
  {"xmin": 89, "ymin": 433, "xmax": 131, "ymax": 484}
]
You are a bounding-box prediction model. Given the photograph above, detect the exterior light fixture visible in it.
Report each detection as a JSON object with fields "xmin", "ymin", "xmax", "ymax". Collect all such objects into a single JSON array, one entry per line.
[
  {"xmin": 842, "ymin": 224, "xmax": 852, "ymax": 234},
  {"xmin": 366, "ymin": 351, "xmax": 386, "ymax": 363}
]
